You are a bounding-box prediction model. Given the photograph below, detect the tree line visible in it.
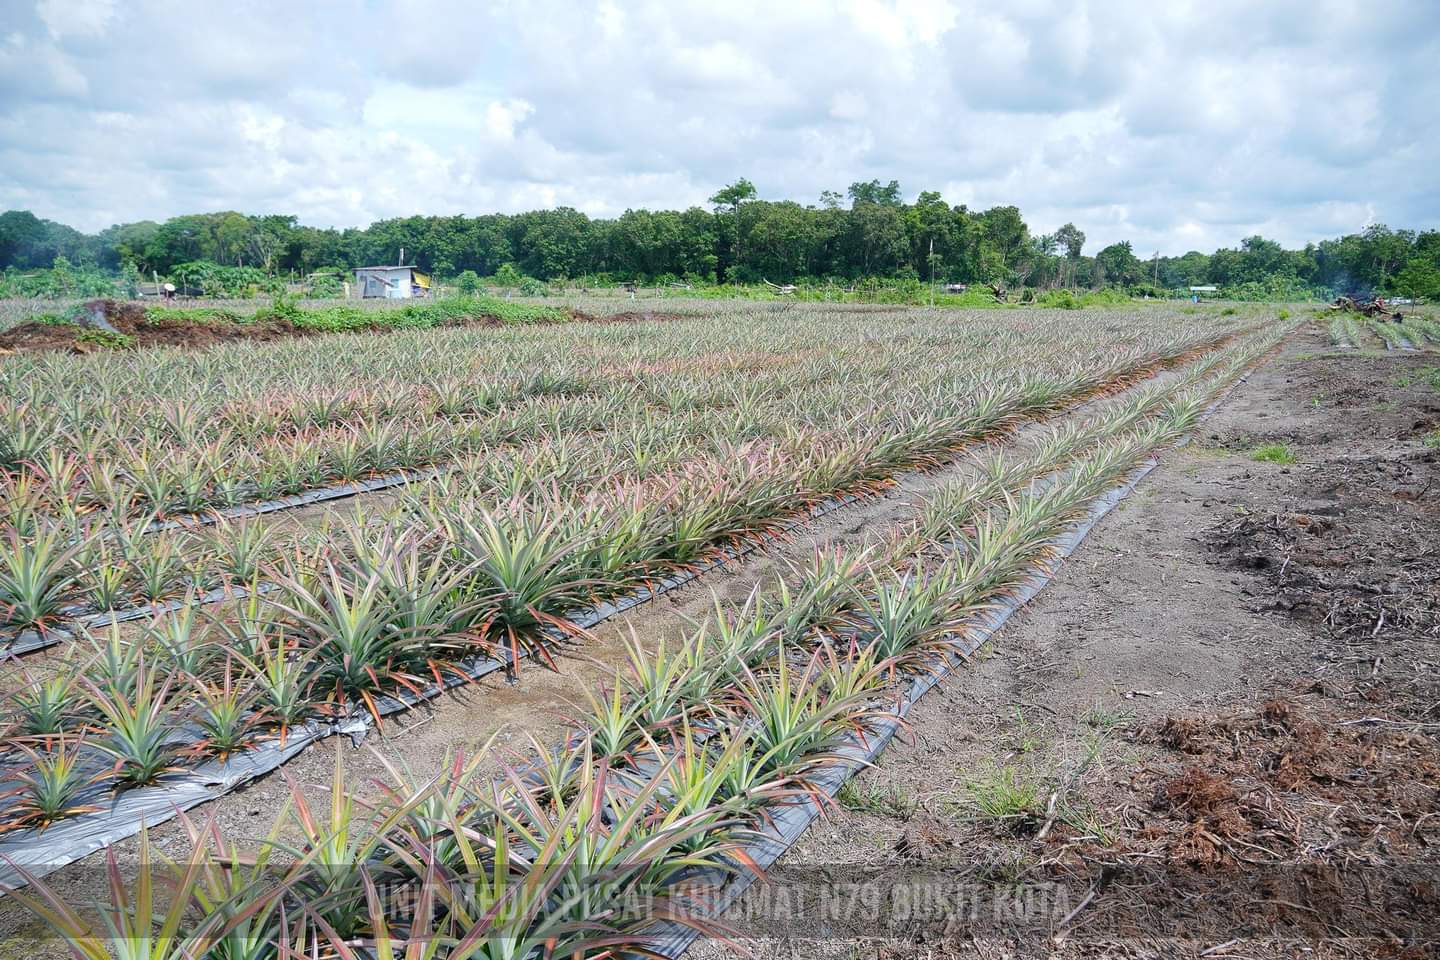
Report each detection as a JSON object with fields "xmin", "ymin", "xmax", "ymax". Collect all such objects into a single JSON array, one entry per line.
[{"xmin": 2, "ymin": 179, "xmax": 1437, "ymax": 300}]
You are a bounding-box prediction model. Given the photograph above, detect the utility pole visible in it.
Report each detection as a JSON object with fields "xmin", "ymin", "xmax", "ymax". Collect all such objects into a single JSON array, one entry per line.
[{"xmin": 929, "ymin": 236, "xmax": 935, "ymax": 308}]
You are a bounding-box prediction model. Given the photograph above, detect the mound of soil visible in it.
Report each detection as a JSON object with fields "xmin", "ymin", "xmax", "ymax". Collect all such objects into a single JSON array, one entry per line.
[
  {"xmin": 0, "ymin": 299, "xmax": 307, "ymax": 355},
  {"xmin": 569, "ymin": 309, "xmax": 685, "ymax": 325},
  {"xmin": 0, "ymin": 300, "xmax": 672, "ymax": 356}
]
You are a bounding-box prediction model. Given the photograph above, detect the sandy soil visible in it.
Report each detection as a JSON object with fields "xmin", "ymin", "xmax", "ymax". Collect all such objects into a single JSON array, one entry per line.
[{"xmin": 688, "ymin": 330, "xmax": 1440, "ymax": 957}]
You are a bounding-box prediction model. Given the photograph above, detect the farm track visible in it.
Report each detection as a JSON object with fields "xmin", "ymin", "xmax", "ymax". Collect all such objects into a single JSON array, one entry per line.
[{"xmin": 0, "ymin": 335, "xmax": 1264, "ymax": 935}]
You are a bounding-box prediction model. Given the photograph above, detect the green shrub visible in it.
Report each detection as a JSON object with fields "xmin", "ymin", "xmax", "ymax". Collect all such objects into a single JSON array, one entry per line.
[
  {"xmin": 275, "ymin": 304, "xmax": 370, "ymax": 331},
  {"xmin": 492, "ymin": 263, "xmax": 525, "ymax": 287},
  {"xmin": 144, "ymin": 306, "xmax": 244, "ymax": 326},
  {"xmin": 254, "ymin": 295, "xmax": 566, "ymax": 332},
  {"xmin": 306, "ymin": 273, "xmax": 345, "ymax": 298},
  {"xmin": 75, "ymin": 329, "xmax": 136, "ymax": 349},
  {"xmin": 1037, "ymin": 290, "xmax": 1081, "ymax": 310}
]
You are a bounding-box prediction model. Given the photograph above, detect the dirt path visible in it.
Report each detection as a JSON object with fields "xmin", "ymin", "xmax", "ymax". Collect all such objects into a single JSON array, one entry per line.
[{"xmin": 690, "ymin": 330, "xmax": 1440, "ymax": 957}]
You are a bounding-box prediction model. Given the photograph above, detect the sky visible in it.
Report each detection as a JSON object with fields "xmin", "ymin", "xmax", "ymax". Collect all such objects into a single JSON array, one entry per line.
[{"xmin": 1, "ymin": 0, "xmax": 1436, "ymax": 255}]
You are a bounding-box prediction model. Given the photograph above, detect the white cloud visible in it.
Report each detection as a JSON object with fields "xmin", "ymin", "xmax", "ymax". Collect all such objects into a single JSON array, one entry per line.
[
  {"xmin": 36, "ymin": 0, "xmax": 116, "ymax": 39},
  {"xmin": 0, "ymin": 0, "xmax": 1435, "ymax": 253}
]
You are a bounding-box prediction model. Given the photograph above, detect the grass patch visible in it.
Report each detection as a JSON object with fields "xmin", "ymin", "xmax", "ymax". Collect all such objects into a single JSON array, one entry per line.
[
  {"xmin": 1034, "ymin": 289, "xmax": 1132, "ymax": 310},
  {"xmin": 1423, "ymin": 428, "xmax": 1440, "ymax": 450},
  {"xmin": 1250, "ymin": 442, "xmax": 1297, "ymax": 464},
  {"xmin": 1008, "ymin": 705, "xmax": 1047, "ymax": 755},
  {"xmin": 957, "ymin": 765, "xmax": 1045, "ymax": 822},
  {"xmin": 266, "ymin": 295, "xmax": 568, "ymax": 331},
  {"xmin": 837, "ymin": 779, "xmax": 919, "ymax": 819},
  {"xmin": 1081, "ymin": 702, "xmax": 1134, "ymax": 734},
  {"xmin": 145, "ymin": 296, "xmax": 568, "ymax": 333}
]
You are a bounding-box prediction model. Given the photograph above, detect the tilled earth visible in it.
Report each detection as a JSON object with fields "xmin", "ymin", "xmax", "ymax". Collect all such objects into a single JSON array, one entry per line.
[{"xmin": 689, "ymin": 331, "xmax": 1440, "ymax": 958}]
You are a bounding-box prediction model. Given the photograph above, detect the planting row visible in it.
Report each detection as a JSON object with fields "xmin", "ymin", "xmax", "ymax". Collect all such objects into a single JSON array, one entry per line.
[
  {"xmin": 0, "ymin": 327, "xmax": 1282, "ymax": 847},
  {"xmin": 0, "ymin": 333, "xmax": 1279, "ymax": 956},
  {"xmin": 1, "ymin": 306, "xmax": 1244, "ymax": 511},
  {"xmin": 1327, "ymin": 310, "xmax": 1440, "ymax": 350},
  {"xmin": 0, "ymin": 325, "xmax": 1241, "ymax": 641}
]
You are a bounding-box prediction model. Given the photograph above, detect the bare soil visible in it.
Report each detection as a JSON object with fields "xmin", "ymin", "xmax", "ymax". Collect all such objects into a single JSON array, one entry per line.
[
  {"xmin": 569, "ymin": 309, "xmax": 686, "ymax": 324},
  {"xmin": 0, "ymin": 300, "xmax": 308, "ymax": 353},
  {"xmin": 690, "ymin": 332, "xmax": 1440, "ymax": 958},
  {"xmin": 0, "ymin": 300, "xmax": 677, "ymax": 355}
]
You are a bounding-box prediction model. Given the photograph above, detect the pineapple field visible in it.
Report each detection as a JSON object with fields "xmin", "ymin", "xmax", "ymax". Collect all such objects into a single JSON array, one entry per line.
[{"xmin": 0, "ymin": 301, "xmax": 1337, "ymax": 954}]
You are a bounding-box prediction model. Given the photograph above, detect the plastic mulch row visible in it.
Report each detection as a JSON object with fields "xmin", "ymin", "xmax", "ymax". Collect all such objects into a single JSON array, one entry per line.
[{"xmin": 0, "ymin": 339, "xmax": 1260, "ymax": 894}]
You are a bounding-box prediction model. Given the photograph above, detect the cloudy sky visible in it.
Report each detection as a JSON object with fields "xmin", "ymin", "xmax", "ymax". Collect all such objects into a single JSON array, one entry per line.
[{"xmin": 1, "ymin": 0, "xmax": 1436, "ymax": 254}]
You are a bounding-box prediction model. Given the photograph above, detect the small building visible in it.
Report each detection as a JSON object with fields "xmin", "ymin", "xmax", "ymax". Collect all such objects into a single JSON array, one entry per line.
[
  {"xmin": 354, "ymin": 265, "xmax": 431, "ymax": 299},
  {"xmin": 944, "ymin": 283, "xmax": 968, "ymax": 294}
]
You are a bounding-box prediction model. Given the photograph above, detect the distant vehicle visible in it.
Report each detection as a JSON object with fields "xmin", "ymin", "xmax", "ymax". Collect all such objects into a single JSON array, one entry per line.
[{"xmin": 1389, "ymin": 297, "xmax": 1414, "ymax": 305}]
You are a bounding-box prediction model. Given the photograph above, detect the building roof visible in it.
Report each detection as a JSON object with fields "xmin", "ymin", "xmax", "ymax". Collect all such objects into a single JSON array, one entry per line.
[{"xmin": 355, "ymin": 265, "xmax": 419, "ymax": 273}]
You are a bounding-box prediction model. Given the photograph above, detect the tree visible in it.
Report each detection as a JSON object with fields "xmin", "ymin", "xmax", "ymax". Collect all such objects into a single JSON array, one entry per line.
[
  {"xmin": 1054, "ymin": 222, "xmax": 1086, "ymax": 260},
  {"xmin": 977, "ymin": 206, "xmax": 1030, "ymax": 280},
  {"xmin": 1394, "ymin": 258, "xmax": 1440, "ymax": 301},
  {"xmin": 709, "ymin": 179, "xmax": 757, "ymax": 281},
  {"xmin": 847, "ymin": 179, "xmax": 902, "ymax": 206},
  {"xmin": 905, "ymin": 191, "xmax": 962, "ymax": 279},
  {"xmin": 119, "ymin": 261, "xmax": 142, "ymax": 298},
  {"xmin": 1361, "ymin": 224, "xmax": 1415, "ymax": 292},
  {"xmin": 1027, "ymin": 234, "xmax": 1062, "ymax": 288},
  {"xmin": 2, "ymin": 196, "xmax": 1432, "ymax": 301},
  {"xmin": 0, "ymin": 211, "xmax": 46, "ymax": 267},
  {"xmin": 1232, "ymin": 235, "xmax": 1292, "ymax": 285},
  {"xmin": 514, "ymin": 207, "xmax": 592, "ymax": 279},
  {"xmin": 1051, "ymin": 222, "xmax": 1085, "ymax": 286},
  {"xmin": 246, "ymin": 215, "xmax": 297, "ymax": 275},
  {"xmin": 844, "ymin": 200, "xmax": 909, "ymax": 278},
  {"xmin": 1095, "ymin": 241, "xmax": 1142, "ymax": 287},
  {"xmin": 1163, "ymin": 251, "xmax": 1210, "ymax": 287}
]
